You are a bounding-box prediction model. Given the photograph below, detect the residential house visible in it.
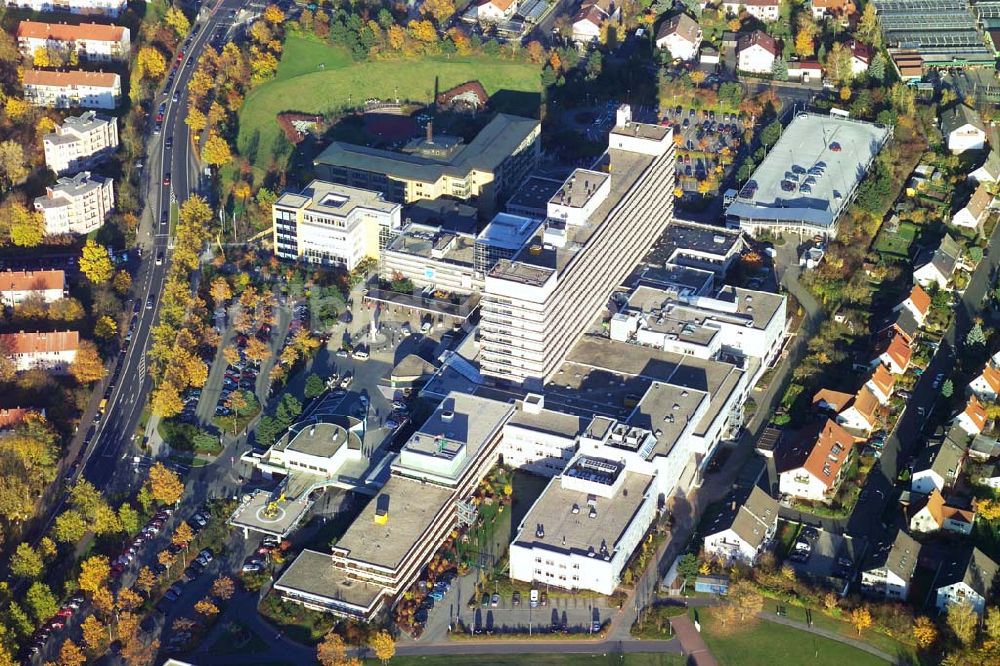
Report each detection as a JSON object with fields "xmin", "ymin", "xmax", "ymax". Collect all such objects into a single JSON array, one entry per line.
[
  {"xmin": 941, "ymin": 104, "xmax": 987, "ymax": 154},
  {"xmin": 894, "ymin": 283, "xmax": 931, "ymax": 327},
  {"xmin": 836, "ymin": 386, "xmax": 879, "ymax": 435},
  {"xmin": 4, "ymin": 0, "xmax": 127, "ymax": 16},
  {"xmin": 43, "ymin": 111, "xmax": 118, "ymax": 175},
  {"xmin": 471, "ymin": 0, "xmax": 517, "ymax": 23},
  {"xmin": 861, "ymin": 529, "xmax": 920, "ymax": 600},
  {"xmin": 977, "ymin": 462, "xmax": 1000, "ymax": 489},
  {"xmin": 0, "ymin": 330, "xmax": 78, "ymax": 373},
  {"xmin": 0, "ymin": 407, "xmax": 30, "ymax": 433},
  {"xmin": 16, "ymin": 21, "xmax": 130, "ymax": 63},
  {"xmin": 908, "ymin": 489, "xmax": 976, "ymax": 535},
  {"xmin": 969, "ymin": 434, "xmax": 1000, "ymax": 462},
  {"xmin": 722, "ymin": 0, "xmax": 780, "ymax": 22},
  {"xmin": 812, "ymin": 388, "xmax": 854, "ymax": 413},
  {"xmin": 970, "ymin": 150, "xmax": 1000, "ymax": 184},
  {"xmin": 22, "ymin": 69, "xmax": 120, "ymax": 110},
  {"xmin": 913, "ymin": 234, "xmax": 961, "ymax": 289},
  {"xmin": 911, "ymin": 441, "xmax": 965, "ymax": 495},
  {"xmin": 34, "ymin": 171, "xmax": 114, "ymax": 235},
  {"xmin": 955, "ymin": 396, "xmax": 988, "ymax": 436},
  {"xmin": 737, "ymin": 30, "xmax": 778, "ymax": 74},
  {"xmin": 872, "ymin": 335, "xmax": 912, "ymax": 375},
  {"xmin": 970, "ymin": 364, "xmax": 1000, "ymax": 403},
  {"xmin": 655, "ymin": 13, "xmax": 702, "ymax": 61},
  {"xmin": 810, "ymin": 0, "xmax": 856, "ymax": 20},
  {"xmin": 849, "ymin": 40, "xmax": 871, "ymax": 75},
  {"xmin": 572, "ymin": 0, "xmax": 618, "ymax": 45},
  {"xmin": 935, "ymin": 547, "xmax": 998, "ymax": 616},
  {"xmin": 702, "ymin": 485, "xmax": 779, "ymax": 565},
  {"xmin": 777, "ymin": 419, "xmax": 855, "ymax": 502},
  {"xmin": 875, "ymin": 308, "xmax": 920, "ymax": 346},
  {"xmin": 865, "ymin": 364, "xmax": 896, "ymax": 406},
  {"xmin": 952, "ymin": 184, "xmax": 993, "ymax": 231},
  {"xmin": 0, "ymin": 269, "xmax": 65, "ymax": 307}
]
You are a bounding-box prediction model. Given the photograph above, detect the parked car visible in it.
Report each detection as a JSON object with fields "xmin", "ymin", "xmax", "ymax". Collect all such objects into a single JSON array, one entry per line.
[{"xmin": 530, "ymin": 589, "xmax": 539, "ymax": 608}]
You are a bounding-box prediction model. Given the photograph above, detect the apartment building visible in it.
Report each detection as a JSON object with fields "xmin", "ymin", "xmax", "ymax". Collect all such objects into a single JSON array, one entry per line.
[
  {"xmin": 0, "ymin": 269, "xmax": 66, "ymax": 306},
  {"xmin": 314, "ymin": 114, "xmax": 540, "ymax": 217},
  {"xmin": 272, "ymin": 180, "xmax": 402, "ymax": 270},
  {"xmin": 43, "ymin": 111, "xmax": 118, "ymax": 175},
  {"xmin": 0, "ymin": 330, "xmax": 78, "ymax": 373},
  {"xmin": 480, "ymin": 105, "xmax": 675, "ymax": 385},
  {"xmin": 777, "ymin": 419, "xmax": 855, "ymax": 501},
  {"xmin": 17, "ymin": 21, "xmax": 130, "ymax": 62},
  {"xmin": 273, "ymin": 393, "xmax": 514, "ymax": 621},
  {"xmin": 34, "ymin": 171, "xmax": 114, "ymax": 235},
  {"xmin": 23, "ymin": 69, "xmax": 121, "ymax": 109},
  {"xmin": 5, "ymin": 0, "xmax": 127, "ymax": 16}
]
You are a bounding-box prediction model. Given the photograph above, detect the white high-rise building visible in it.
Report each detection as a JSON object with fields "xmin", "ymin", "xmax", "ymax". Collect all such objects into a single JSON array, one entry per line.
[
  {"xmin": 34, "ymin": 171, "xmax": 114, "ymax": 235},
  {"xmin": 480, "ymin": 105, "xmax": 675, "ymax": 385},
  {"xmin": 43, "ymin": 111, "xmax": 118, "ymax": 175},
  {"xmin": 272, "ymin": 180, "xmax": 402, "ymax": 271}
]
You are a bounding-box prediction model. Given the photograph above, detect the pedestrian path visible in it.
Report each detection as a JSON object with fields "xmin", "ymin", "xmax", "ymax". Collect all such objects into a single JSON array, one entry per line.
[
  {"xmin": 671, "ymin": 616, "xmax": 718, "ymax": 666},
  {"xmin": 758, "ymin": 611, "xmax": 894, "ymax": 663}
]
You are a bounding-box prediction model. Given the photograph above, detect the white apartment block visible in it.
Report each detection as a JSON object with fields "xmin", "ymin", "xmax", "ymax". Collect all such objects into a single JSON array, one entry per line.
[
  {"xmin": 17, "ymin": 21, "xmax": 130, "ymax": 62},
  {"xmin": 722, "ymin": 0, "xmax": 779, "ymax": 21},
  {"xmin": 34, "ymin": 171, "xmax": 114, "ymax": 235},
  {"xmin": 5, "ymin": 0, "xmax": 127, "ymax": 16},
  {"xmin": 0, "ymin": 330, "xmax": 78, "ymax": 373},
  {"xmin": 23, "ymin": 69, "xmax": 120, "ymax": 109},
  {"xmin": 43, "ymin": 111, "xmax": 118, "ymax": 175},
  {"xmin": 273, "ymin": 180, "xmax": 402, "ymax": 271},
  {"xmin": 480, "ymin": 105, "xmax": 675, "ymax": 385},
  {"xmin": 0, "ymin": 269, "xmax": 66, "ymax": 306},
  {"xmin": 500, "ymin": 394, "xmax": 584, "ymax": 477}
]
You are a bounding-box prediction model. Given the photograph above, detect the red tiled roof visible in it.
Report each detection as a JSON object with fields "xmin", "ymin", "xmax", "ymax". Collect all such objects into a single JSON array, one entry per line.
[
  {"xmin": 0, "ymin": 407, "xmax": 28, "ymax": 429},
  {"xmin": 881, "ymin": 336, "xmax": 912, "ymax": 370},
  {"xmin": 813, "ymin": 388, "xmax": 853, "ymax": 412},
  {"xmin": 23, "ymin": 69, "xmax": 119, "ymax": 88},
  {"xmin": 964, "ymin": 396, "xmax": 988, "ymax": 431},
  {"xmin": 907, "ymin": 284, "xmax": 931, "ymax": 317},
  {"xmin": 869, "ymin": 364, "xmax": 895, "ymax": 397},
  {"xmin": 738, "ymin": 30, "xmax": 778, "ymax": 57},
  {"xmin": 0, "ymin": 269, "xmax": 65, "ymax": 293},
  {"xmin": 849, "ymin": 386, "xmax": 879, "ymax": 425},
  {"xmin": 980, "ymin": 365, "xmax": 1000, "ymax": 394},
  {"xmin": 0, "ymin": 330, "xmax": 79, "ymax": 355},
  {"xmin": 802, "ymin": 419, "xmax": 854, "ymax": 488},
  {"xmin": 17, "ymin": 21, "xmax": 126, "ymax": 43}
]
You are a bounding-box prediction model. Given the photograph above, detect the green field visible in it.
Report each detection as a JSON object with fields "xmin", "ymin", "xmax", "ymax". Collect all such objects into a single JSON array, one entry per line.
[
  {"xmin": 236, "ymin": 35, "xmax": 542, "ymax": 179},
  {"xmin": 695, "ymin": 608, "xmax": 890, "ymax": 666},
  {"xmin": 365, "ymin": 655, "xmax": 686, "ymax": 666},
  {"xmin": 873, "ymin": 220, "xmax": 917, "ymax": 258}
]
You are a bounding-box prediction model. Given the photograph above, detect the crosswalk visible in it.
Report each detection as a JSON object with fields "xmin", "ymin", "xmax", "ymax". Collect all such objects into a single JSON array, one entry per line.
[{"xmin": 138, "ymin": 353, "xmax": 146, "ymax": 380}]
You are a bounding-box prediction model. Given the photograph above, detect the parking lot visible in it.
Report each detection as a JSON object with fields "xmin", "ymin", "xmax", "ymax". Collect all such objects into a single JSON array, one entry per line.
[{"xmin": 662, "ymin": 104, "xmax": 743, "ymax": 193}]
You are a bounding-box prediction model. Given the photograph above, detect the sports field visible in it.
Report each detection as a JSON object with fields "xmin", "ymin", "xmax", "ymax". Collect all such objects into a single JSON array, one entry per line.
[{"xmin": 236, "ymin": 35, "xmax": 542, "ymax": 178}]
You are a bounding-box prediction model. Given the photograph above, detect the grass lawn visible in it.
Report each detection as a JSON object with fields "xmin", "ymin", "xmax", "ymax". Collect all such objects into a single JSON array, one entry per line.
[
  {"xmin": 695, "ymin": 607, "xmax": 890, "ymax": 666},
  {"xmin": 873, "ymin": 221, "xmax": 916, "ymax": 258},
  {"xmin": 236, "ymin": 35, "xmax": 542, "ymax": 179},
  {"xmin": 368, "ymin": 655, "xmax": 687, "ymax": 666}
]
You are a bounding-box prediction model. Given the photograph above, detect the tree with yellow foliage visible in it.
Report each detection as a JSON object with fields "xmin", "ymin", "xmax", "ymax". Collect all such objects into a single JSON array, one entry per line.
[
  {"xmin": 94, "ymin": 315, "xmax": 118, "ymax": 340},
  {"xmin": 172, "ymin": 521, "xmax": 194, "ymax": 549},
  {"xmin": 194, "ymin": 598, "xmax": 219, "ymax": 618},
  {"xmin": 165, "ymin": 7, "xmax": 191, "ymax": 38},
  {"xmin": 409, "ymin": 19, "xmax": 438, "ymax": 43},
  {"xmin": 317, "ymin": 632, "xmax": 361, "ymax": 666},
  {"xmin": 202, "ymin": 133, "xmax": 233, "ymax": 167},
  {"xmin": 136, "ymin": 46, "xmax": 167, "ymax": 81},
  {"xmin": 850, "ymin": 606, "xmax": 872, "ymax": 636},
  {"xmin": 136, "ymin": 567, "xmax": 157, "ymax": 595},
  {"xmin": 78, "ymin": 555, "xmax": 111, "ymax": 594},
  {"xmin": 369, "ymin": 631, "xmax": 395, "ymax": 665},
  {"xmin": 4, "ymin": 97, "xmax": 28, "ymax": 120},
  {"xmin": 8, "ymin": 203, "xmax": 44, "ymax": 247},
  {"xmin": 148, "ymin": 463, "xmax": 184, "ymax": 505},
  {"xmin": 70, "ymin": 340, "xmax": 106, "ymax": 385},
  {"xmin": 388, "ymin": 25, "xmax": 406, "ymax": 50},
  {"xmin": 263, "ymin": 4, "xmax": 285, "ymax": 24},
  {"xmin": 57, "ymin": 639, "xmax": 86, "ymax": 666},
  {"xmin": 35, "ymin": 116, "xmax": 56, "ymax": 135},
  {"xmin": 912, "ymin": 615, "xmax": 938, "ymax": 649},
  {"xmin": 979, "ymin": 499, "xmax": 1000, "ymax": 520},
  {"xmin": 151, "ymin": 380, "xmax": 184, "ymax": 418},
  {"xmin": 80, "ymin": 239, "xmax": 114, "ymax": 283},
  {"xmin": 116, "ymin": 588, "xmax": 143, "ymax": 612},
  {"xmin": 81, "ymin": 614, "xmax": 108, "ymax": 652},
  {"xmin": 420, "ymin": 0, "xmax": 455, "ymax": 24}
]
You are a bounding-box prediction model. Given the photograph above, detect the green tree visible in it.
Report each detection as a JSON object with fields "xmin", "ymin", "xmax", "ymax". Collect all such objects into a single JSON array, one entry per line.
[
  {"xmin": 305, "ymin": 373, "xmax": 326, "ymax": 399},
  {"xmin": 941, "ymin": 379, "xmax": 954, "ymax": 398},
  {"xmin": 9, "ymin": 543, "xmax": 43, "ymax": 579},
  {"xmin": 868, "ymin": 53, "xmax": 886, "ymax": 83},
  {"xmin": 676, "ymin": 553, "xmax": 700, "ymax": 582},
  {"xmin": 165, "ymin": 7, "xmax": 191, "ymax": 38},
  {"xmin": 772, "ymin": 57, "xmax": 788, "ymax": 81},
  {"xmin": 760, "ymin": 121, "xmax": 782, "ymax": 148},
  {"xmin": 25, "ymin": 582, "xmax": 58, "ymax": 623},
  {"xmin": 118, "ymin": 503, "xmax": 141, "ymax": 535},
  {"xmin": 53, "ymin": 509, "xmax": 88, "ymax": 543},
  {"xmin": 857, "ymin": 2, "xmax": 882, "ymax": 47},
  {"xmin": 967, "ymin": 322, "xmax": 987, "ymax": 347}
]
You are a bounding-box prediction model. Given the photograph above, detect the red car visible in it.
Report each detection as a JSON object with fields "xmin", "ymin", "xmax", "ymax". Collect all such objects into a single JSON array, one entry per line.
[
  {"xmin": 176, "ymin": 50, "xmax": 184, "ymax": 62},
  {"xmin": 56, "ymin": 609, "xmax": 73, "ymax": 619},
  {"xmin": 163, "ymin": 173, "xmax": 171, "ymax": 186}
]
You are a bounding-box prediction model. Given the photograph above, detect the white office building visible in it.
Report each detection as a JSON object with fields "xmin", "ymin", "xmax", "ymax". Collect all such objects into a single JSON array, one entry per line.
[
  {"xmin": 500, "ymin": 394, "xmax": 584, "ymax": 476},
  {"xmin": 17, "ymin": 21, "xmax": 130, "ymax": 62},
  {"xmin": 23, "ymin": 69, "xmax": 121, "ymax": 109},
  {"xmin": 273, "ymin": 180, "xmax": 402, "ymax": 270},
  {"xmin": 43, "ymin": 111, "xmax": 118, "ymax": 175},
  {"xmin": 33, "ymin": 171, "xmax": 114, "ymax": 235},
  {"xmin": 480, "ymin": 105, "xmax": 675, "ymax": 385}
]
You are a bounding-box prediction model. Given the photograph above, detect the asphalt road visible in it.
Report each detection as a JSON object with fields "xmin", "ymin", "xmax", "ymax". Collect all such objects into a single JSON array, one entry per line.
[{"xmin": 78, "ymin": 0, "xmax": 247, "ymax": 492}]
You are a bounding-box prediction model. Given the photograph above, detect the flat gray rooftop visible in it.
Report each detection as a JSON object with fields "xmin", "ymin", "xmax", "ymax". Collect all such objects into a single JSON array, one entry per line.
[
  {"xmin": 333, "ymin": 475, "xmax": 454, "ymax": 570},
  {"xmin": 627, "ymin": 381, "xmax": 708, "ymax": 458},
  {"xmin": 507, "ymin": 403, "xmax": 586, "ymax": 439},
  {"xmin": 385, "ymin": 227, "xmax": 476, "ymax": 264},
  {"xmin": 228, "ymin": 489, "xmax": 312, "ymax": 537},
  {"xmin": 548, "ymin": 169, "xmax": 609, "ymax": 209},
  {"xmin": 405, "ymin": 391, "xmax": 512, "ymax": 457},
  {"xmin": 728, "ymin": 113, "xmax": 890, "ymax": 230},
  {"xmin": 275, "ymin": 549, "xmax": 384, "ymax": 610},
  {"xmin": 276, "ymin": 421, "xmax": 358, "ymax": 458},
  {"xmin": 515, "ymin": 466, "xmax": 654, "ymax": 556},
  {"xmin": 276, "ymin": 180, "xmax": 399, "ymax": 218},
  {"xmin": 506, "ymin": 175, "xmax": 563, "ymax": 214}
]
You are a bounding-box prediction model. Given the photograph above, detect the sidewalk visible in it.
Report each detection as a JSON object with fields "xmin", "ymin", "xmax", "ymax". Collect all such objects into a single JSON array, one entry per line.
[{"xmin": 671, "ymin": 616, "xmax": 718, "ymax": 666}]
